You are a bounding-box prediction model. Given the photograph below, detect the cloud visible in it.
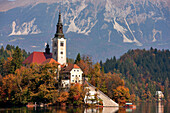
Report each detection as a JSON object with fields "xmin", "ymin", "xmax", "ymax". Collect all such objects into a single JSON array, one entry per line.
[{"xmin": 0, "ymin": 43, "xmax": 3, "ymax": 46}]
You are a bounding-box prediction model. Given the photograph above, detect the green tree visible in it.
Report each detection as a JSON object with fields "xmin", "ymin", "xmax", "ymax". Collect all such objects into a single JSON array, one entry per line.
[
  {"xmin": 11, "ymin": 46, "xmax": 23, "ymax": 73},
  {"xmin": 74, "ymin": 53, "xmax": 81, "ymax": 64},
  {"xmin": 0, "ymin": 58, "xmax": 5, "ymax": 76},
  {"xmin": 100, "ymin": 81, "xmax": 107, "ymax": 94}
]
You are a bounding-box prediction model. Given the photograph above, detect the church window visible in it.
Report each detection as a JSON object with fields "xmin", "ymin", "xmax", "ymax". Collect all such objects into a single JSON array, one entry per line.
[
  {"xmin": 54, "ymin": 52, "xmax": 56, "ymax": 55},
  {"xmin": 77, "ymin": 70, "xmax": 79, "ymax": 72},
  {"xmin": 76, "ymin": 75, "xmax": 77, "ymax": 77},
  {"xmin": 72, "ymin": 80, "xmax": 74, "ymax": 82},
  {"xmin": 79, "ymin": 80, "xmax": 80, "ymax": 82},
  {"xmin": 54, "ymin": 43, "xmax": 57, "ymax": 47},
  {"xmin": 61, "ymin": 51, "xmax": 63, "ymax": 54},
  {"xmin": 74, "ymin": 70, "xmax": 76, "ymax": 72},
  {"xmin": 79, "ymin": 75, "xmax": 80, "ymax": 77},
  {"xmin": 72, "ymin": 75, "xmax": 74, "ymax": 77},
  {"xmin": 60, "ymin": 42, "xmax": 64, "ymax": 46}
]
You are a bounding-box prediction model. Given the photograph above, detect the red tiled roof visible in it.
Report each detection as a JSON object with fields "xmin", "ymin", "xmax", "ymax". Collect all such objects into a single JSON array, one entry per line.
[
  {"xmin": 61, "ymin": 64, "xmax": 80, "ymax": 72},
  {"xmin": 22, "ymin": 52, "xmax": 52, "ymax": 64},
  {"xmin": 42, "ymin": 58, "xmax": 60, "ymax": 65},
  {"xmin": 73, "ymin": 64, "xmax": 80, "ymax": 69}
]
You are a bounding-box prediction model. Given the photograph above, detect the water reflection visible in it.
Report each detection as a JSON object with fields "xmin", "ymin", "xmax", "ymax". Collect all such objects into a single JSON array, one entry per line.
[
  {"xmin": 156, "ymin": 102, "xmax": 164, "ymax": 113},
  {"xmin": 0, "ymin": 103, "xmax": 169, "ymax": 113},
  {"xmin": 84, "ymin": 107, "xmax": 119, "ymax": 113}
]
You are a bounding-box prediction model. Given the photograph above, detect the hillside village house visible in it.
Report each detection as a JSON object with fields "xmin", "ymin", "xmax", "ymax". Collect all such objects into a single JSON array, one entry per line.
[
  {"xmin": 60, "ymin": 64, "xmax": 83, "ymax": 88},
  {"xmin": 23, "ymin": 12, "xmax": 83, "ymax": 88}
]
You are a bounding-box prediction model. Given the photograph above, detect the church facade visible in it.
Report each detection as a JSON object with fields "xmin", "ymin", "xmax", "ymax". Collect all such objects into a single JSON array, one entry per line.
[{"xmin": 23, "ymin": 12, "xmax": 83, "ymax": 87}]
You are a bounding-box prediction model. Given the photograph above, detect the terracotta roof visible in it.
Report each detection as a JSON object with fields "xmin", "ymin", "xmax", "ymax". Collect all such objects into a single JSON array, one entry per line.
[
  {"xmin": 73, "ymin": 64, "xmax": 80, "ymax": 69},
  {"xmin": 42, "ymin": 58, "xmax": 60, "ymax": 65},
  {"xmin": 22, "ymin": 52, "xmax": 52, "ymax": 64},
  {"xmin": 61, "ymin": 64, "xmax": 81, "ymax": 73}
]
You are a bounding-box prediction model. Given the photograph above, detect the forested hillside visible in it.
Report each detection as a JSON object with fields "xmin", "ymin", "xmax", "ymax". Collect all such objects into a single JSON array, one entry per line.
[{"xmin": 101, "ymin": 48, "xmax": 170, "ymax": 101}]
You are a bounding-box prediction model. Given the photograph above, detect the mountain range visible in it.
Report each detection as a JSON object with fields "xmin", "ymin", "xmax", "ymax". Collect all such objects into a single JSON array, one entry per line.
[{"xmin": 0, "ymin": 0, "xmax": 169, "ymax": 61}]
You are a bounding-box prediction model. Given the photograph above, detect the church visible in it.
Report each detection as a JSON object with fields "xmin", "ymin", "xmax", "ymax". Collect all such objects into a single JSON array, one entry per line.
[{"xmin": 23, "ymin": 12, "xmax": 83, "ymax": 87}]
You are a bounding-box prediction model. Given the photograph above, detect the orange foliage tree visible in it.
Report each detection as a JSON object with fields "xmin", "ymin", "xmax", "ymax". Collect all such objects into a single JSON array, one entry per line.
[
  {"xmin": 68, "ymin": 83, "xmax": 87, "ymax": 105},
  {"xmin": 57, "ymin": 91, "xmax": 69, "ymax": 103},
  {"xmin": 2, "ymin": 74, "xmax": 17, "ymax": 101},
  {"xmin": 113, "ymin": 86, "xmax": 130, "ymax": 105}
]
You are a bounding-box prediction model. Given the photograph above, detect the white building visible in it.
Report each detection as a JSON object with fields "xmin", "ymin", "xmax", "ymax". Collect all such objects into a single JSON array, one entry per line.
[
  {"xmin": 60, "ymin": 64, "xmax": 83, "ymax": 88},
  {"xmin": 155, "ymin": 91, "xmax": 164, "ymax": 101}
]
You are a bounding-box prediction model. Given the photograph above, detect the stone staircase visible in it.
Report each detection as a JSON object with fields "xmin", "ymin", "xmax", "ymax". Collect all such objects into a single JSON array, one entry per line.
[{"xmin": 86, "ymin": 81, "xmax": 119, "ymax": 107}]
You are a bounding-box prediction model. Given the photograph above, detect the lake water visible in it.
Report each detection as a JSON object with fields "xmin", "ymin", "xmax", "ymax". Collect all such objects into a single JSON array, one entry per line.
[{"xmin": 0, "ymin": 102, "xmax": 169, "ymax": 113}]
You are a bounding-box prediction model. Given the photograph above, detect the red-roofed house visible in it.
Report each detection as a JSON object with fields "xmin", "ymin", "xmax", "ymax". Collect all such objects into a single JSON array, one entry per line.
[{"xmin": 60, "ymin": 64, "xmax": 83, "ymax": 88}]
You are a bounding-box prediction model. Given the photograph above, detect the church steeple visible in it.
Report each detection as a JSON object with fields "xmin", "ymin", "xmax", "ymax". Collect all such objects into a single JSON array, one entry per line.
[
  {"xmin": 45, "ymin": 43, "xmax": 50, "ymax": 54},
  {"xmin": 52, "ymin": 11, "xmax": 67, "ymax": 65},
  {"xmin": 55, "ymin": 11, "xmax": 64, "ymax": 38}
]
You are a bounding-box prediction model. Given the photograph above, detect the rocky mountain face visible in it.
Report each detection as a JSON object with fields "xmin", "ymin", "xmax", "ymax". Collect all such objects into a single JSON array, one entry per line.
[{"xmin": 0, "ymin": 0, "xmax": 169, "ymax": 61}]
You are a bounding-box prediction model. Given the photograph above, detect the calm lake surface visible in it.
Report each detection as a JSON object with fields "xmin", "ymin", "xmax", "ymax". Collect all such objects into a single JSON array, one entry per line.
[{"xmin": 0, "ymin": 102, "xmax": 169, "ymax": 113}]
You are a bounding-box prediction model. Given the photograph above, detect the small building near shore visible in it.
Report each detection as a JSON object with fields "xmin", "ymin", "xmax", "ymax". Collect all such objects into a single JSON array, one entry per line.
[{"xmin": 155, "ymin": 91, "xmax": 164, "ymax": 101}]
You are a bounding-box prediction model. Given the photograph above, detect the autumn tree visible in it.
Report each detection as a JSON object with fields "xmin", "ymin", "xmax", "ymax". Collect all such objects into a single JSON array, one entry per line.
[
  {"xmin": 2, "ymin": 74, "xmax": 17, "ymax": 102},
  {"xmin": 69, "ymin": 83, "xmax": 86, "ymax": 105},
  {"xmin": 57, "ymin": 91, "xmax": 69, "ymax": 104},
  {"xmin": 113, "ymin": 86, "xmax": 130, "ymax": 105}
]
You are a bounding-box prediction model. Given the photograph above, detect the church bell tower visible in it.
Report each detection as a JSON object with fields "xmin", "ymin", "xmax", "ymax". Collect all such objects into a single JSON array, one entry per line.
[{"xmin": 52, "ymin": 12, "xmax": 66, "ymax": 65}]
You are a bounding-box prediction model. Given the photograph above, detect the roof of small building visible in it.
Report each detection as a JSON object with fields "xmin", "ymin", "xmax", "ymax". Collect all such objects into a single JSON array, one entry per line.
[
  {"xmin": 42, "ymin": 58, "xmax": 60, "ymax": 65},
  {"xmin": 22, "ymin": 51, "xmax": 52, "ymax": 64},
  {"xmin": 60, "ymin": 64, "xmax": 81, "ymax": 73}
]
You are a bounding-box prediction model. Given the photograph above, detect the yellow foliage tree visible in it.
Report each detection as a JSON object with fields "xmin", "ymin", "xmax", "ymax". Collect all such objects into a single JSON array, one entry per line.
[{"xmin": 113, "ymin": 86, "xmax": 130, "ymax": 105}]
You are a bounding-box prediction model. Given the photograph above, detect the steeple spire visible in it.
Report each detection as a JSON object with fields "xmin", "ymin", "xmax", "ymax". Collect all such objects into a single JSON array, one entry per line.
[
  {"xmin": 58, "ymin": 11, "xmax": 62, "ymax": 24},
  {"xmin": 45, "ymin": 42, "xmax": 50, "ymax": 54},
  {"xmin": 55, "ymin": 11, "xmax": 64, "ymax": 38}
]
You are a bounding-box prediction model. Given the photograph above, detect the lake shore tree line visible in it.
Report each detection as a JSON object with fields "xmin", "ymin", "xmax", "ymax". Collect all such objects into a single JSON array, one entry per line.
[{"xmin": 0, "ymin": 45, "xmax": 169, "ymax": 107}]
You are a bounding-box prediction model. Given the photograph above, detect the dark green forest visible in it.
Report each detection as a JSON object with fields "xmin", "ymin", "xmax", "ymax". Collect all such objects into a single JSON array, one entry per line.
[{"xmin": 101, "ymin": 48, "xmax": 170, "ymax": 101}]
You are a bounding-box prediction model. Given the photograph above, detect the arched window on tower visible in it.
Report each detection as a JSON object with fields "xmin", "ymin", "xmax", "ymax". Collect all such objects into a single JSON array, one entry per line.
[{"xmin": 60, "ymin": 42, "xmax": 64, "ymax": 46}]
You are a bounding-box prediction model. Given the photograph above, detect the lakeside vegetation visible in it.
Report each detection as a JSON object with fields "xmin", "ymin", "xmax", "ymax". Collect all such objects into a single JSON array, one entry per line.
[
  {"xmin": 0, "ymin": 45, "xmax": 169, "ymax": 107},
  {"xmin": 100, "ymin": 48, "xmax": 170, "ymax": 102}
]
